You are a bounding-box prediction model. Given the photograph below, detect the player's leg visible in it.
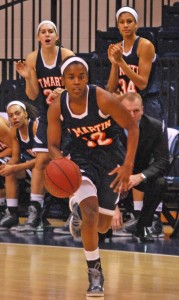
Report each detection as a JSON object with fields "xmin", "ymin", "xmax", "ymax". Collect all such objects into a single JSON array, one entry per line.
[
  {"xmin": 80, "ymin": 196, "xmax": 99, "ymax": 250},
  {"xmin": 19, "ymin": 152, "xmax": 50, "ymax": 232},
  {"xmin": 69, "ymin": 180, "xmax": 104, "ymax": 297},
  {"xmin": 0, "ymin": 170, "xmax": 26, "ymax": 230},
  {"xmin": 31, "ymin": 152, "xmax": 50, "ymax": 195},
  {"xmin": 98, "ymin": 213, "xmax": 113, "ymax": 234},
  {"xmin": 21, "ymin": 118, "xmax": 52, "ymax": 232},
  {"xmin": 0, "ymin": 158, "xmax": 10, "ymax": 220},
  {"xmin": 113, "ymin": 189, "xmax": 144, "ymax": 237},
  {"xmin": 80, "ymin": 196, "xmax": 104, "ymax": 297},
  {"xmin": 0, "ymin": 180, "xmax": 6, "ymax": 220},
  {"xmin": 135, "ymin": 177, "xmax": 166, "ymax": 242}
]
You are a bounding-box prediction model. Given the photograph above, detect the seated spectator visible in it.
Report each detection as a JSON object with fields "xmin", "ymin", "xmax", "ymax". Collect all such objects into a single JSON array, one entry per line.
[
  {"xmin": 0, "ymin": 100, "xmax": 41, "ymax": 231},
  {"xmin": 112, "ymin": 92, "xmax": 169, "ymax": 242},
  {"xmin": 0, "ymin": 115, "xmax": 12, "ymax": 219}
]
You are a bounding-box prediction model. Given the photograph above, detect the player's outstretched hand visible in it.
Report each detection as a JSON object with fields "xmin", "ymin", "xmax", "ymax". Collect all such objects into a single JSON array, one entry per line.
[
  {"xmin": 109, "ymin": 164, "xmax": 132, "ymax": 193},
  {"xmin": 111, "ymin": 206, "xmax": 123, "ymax": 231}
]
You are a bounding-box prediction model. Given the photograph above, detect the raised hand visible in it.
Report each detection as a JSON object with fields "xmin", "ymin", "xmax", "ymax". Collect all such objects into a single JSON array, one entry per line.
[
  {"xmin": 108, "ymin": 44, "xmax": 123, "ymax": 65},
  {"xmin": 16, "ymin": 60, "xmax": 31, "ymax": 79}
]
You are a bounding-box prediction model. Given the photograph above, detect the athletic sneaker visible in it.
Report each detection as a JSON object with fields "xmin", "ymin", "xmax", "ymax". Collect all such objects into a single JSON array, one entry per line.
[
  {"xmin": 10, "ymin": 224, "xmax": 23, "ymax": 231},
  {"xmin": 113, "ymin": 227, "xmax": 133, "ymax": 237},
  {"xmin": 0, "ymin": 206, "xmax": 6, "ymax": 221},
  {"xmin": 113, "ymin": 214, "xmax": 164, "ymax": 238},
  {"xmin": 86, "ymin": 268, "xmax": 104, "ymax": 297},
  {"xmin": 0, "ymin": 209, "xmax": 19, "ymax": 230},
  {"xmin": 17, "ymin": 205, "xmax": 41, "ymax": 232},
  {"xmin": 113, "ymin": 216, "xmax": 138, "ymax": 237},
  {"xmin": 148, "ymin": 214, "xmax": 164, "ymax": 238},
  {"xmin": 133, "ymin": 226, "xmax": 154, "ymax": 243},
  {"xmin": 10, "ymin": 218, "xmax": 51, "ymax": 232},
  {"xmin": 36, "ymin": 218, "xmax": 51, "ymax": 232},
  {"xmin": 69, "ymin": 203, "xmax": 82, "ymax": 238},
  {"xmin": 53, "ymin": 215, "xmax": 71, "ymax": 235}
]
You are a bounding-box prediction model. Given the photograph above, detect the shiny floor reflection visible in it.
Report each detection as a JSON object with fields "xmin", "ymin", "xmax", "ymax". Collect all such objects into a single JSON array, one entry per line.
[{"xmin": 0, "ymin": 221, "xmax": 179, "ymax": 256}]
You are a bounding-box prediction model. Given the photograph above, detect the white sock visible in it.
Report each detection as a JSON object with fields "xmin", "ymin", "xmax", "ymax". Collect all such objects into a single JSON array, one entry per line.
[
  {"xmin": 6, "ymin": 198, "xmax": 18, "ymax": 207},
  {"xmin": 84, "ymin": 248, "xmax": 99, "ymax": 261},
  {"xmin": 134, "ymin": 201, "xmax": 143, "ymax": 211},
  {"xmin": 30, "ymin": 193, "xmax": 44, "ymax": 207}
]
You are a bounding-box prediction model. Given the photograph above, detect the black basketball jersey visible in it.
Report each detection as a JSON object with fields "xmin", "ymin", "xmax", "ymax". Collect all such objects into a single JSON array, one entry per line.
[
  {"xmin": 16, "ymin": 119, "xmax": 35, "ymax": 159},
  {"xmin": 118, "ymin": 37, "xmax": 159, "ymax": 98},
  {"xmin": 36, "ymin": 47, "xmax": 63, "ymax": 114},
  {"xmin": 60, "ymin": 85, "xmax": 125, "ymax": 167}
]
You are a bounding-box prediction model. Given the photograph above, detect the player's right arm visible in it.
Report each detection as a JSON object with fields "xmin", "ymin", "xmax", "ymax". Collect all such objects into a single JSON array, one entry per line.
[
  {"xmin": 0, "ymin": 126, "xmax": 36, "ymax": 176},
  {"xmin": 0, "ymin": 127, "xmax": 21, "ymax": 176},
  {"xmin": 0, "ymin": 119, "xmax": 12, "ymax": 158},
  {"xmin": 16, "ymin": 51, "xmax": 39, "ymax": 100},
  {"xmin": 7, "ymin": 127, "xmax": 21, "ymax": 165},
  {"xmin": 107, "ymin": 43, "xmax": 122, "ymax": 93},
  {"xmin": 47, "ymin": 95, "xmax": 63, "ymax": 160}
]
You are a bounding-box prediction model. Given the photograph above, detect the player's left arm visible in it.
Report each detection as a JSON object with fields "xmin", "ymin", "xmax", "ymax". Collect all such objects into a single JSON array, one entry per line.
[
  {"xmin": 97, "ymin": 87, "xmax": 139, "ymax": 192},
  {"xmin": 136, "ymin": 38, "xmax": 155, "ymax": 89},
  {"xmin": 117, "ymin": 38, "xmax": 155, "ymax": 90},
  {"xmin": 47, "ymin": 95, "xmax": 63, "ymax": 160}
]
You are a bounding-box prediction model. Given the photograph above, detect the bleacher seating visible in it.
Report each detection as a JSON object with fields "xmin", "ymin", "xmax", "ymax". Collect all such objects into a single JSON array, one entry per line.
[
  {"xmin": 157, "ymin": 29, "xmax": 179, "ymax": 57},
  {"xmin": 89, "ymin": 55, "xmax": 111, "ymax": 89},
  {"xmin": 162, "ymin": 4, "xmax": 179, "ymax": 31},
  {"xmin": 0, "ymin": 78, "xmax": 43, "ymax": 112},
  {"xmin": 76, "ymin": 52, "xmax": 97, "ymax": 84},
  {"xmin": 0, "ymin": 80, "xmax": 17, "ymax": 111},
  {"xmin": 157, "ymin": 57, "xmax": 179, "ymax": 127},
  {"xmin": 136, "ymin": 26, "xmax": 161, "ymax": 53},
  {"xmin": 95, "ymin": 30, "xmax": 122, "ymax": 57}
]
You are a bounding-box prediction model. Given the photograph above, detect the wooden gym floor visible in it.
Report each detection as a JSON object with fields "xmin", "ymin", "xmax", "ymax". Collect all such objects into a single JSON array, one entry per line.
[{"xmin": 0, "ymin": 219, "xmax": 179, "ymax": 299}]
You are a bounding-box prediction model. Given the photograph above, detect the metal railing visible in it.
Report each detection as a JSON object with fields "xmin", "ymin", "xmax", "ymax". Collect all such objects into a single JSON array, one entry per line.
[{"xmin": 0, "ymin": 0, "xmax": 176, "ymax": 60}]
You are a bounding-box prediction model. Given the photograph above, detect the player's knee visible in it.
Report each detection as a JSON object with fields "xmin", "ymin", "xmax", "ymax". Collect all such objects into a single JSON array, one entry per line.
[
  {"xmin": 98, "ymin": 224, "xmax": 110, "ymax": 234},
  {"xmin": 98, "ymin": 216, "xmax": 112, "ymax": 233},
  {"xmin": 82, "ymin": 205, "xmax": 98, "ymax": 226}
]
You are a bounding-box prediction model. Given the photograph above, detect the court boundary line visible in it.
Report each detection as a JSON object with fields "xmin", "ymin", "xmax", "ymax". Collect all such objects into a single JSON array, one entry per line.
[{"xmin": 1, "ymin": 242, "xmax": 179, "ymax": 259}]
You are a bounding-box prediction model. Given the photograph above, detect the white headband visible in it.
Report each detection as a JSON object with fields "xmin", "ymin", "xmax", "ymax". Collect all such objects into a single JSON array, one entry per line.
[
  {"xmin": 116, "ymin": 7, "xmax": 138, "ymax": 22},
  {"xmin": 37, "ymin": 20, "xmax": 57, "ymax": 35},
  {"xmin": 6, "ymin": 101, "xmax": 26, "ymax": 111},
  {"xmin": 61, "ymin": 57, "xmax": 89, "ymax": 75}
]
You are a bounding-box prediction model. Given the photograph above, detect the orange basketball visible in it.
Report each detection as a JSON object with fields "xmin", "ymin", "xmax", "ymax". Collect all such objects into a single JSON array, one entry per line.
[{"xmin": 44, "ymin": 157, "xmax": 82, "ymax": 198}]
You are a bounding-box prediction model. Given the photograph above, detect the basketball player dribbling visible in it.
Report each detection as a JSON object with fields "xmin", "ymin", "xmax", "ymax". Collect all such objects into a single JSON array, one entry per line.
[{"xmin": 47, "ymin": 56, "xmax": 139, "ymax": 297}]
